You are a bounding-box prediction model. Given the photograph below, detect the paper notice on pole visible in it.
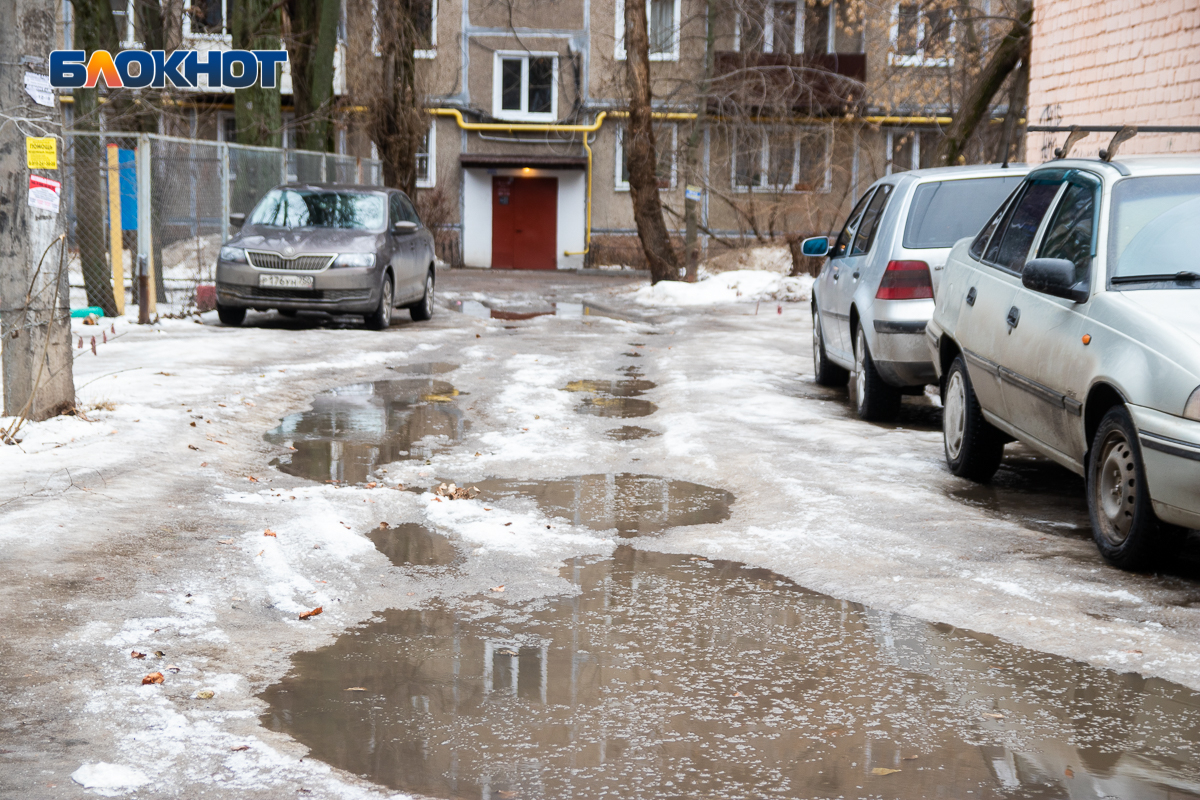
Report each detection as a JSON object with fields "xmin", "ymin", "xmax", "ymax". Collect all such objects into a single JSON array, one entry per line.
[
  {"xmin": 23, "ymin": 72, "xmax": 55, "ymax": 107},
  {"xmin": 29, "ymin": 175, "xmax": 62, "ymax": 214},
  {"xmin": 685, "ymin": 184, "xmax": 703, "ymax": 202},
  {"xmin": 26, "ymin": 137, "xmax": 57, "ymax": 169}
]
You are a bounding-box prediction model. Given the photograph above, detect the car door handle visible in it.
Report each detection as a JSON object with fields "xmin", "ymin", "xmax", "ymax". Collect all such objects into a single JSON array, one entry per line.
[
  {"xmin": 852, "ymin": 270, "xmax": 860, "ymax": 279},
  {"xmin": 1006, "ymin": 305, "xmax": 1020, "ymax": 332},
  {"xmin": 966, "ymin": 287, "xmax": 977, "ymax": 306}
]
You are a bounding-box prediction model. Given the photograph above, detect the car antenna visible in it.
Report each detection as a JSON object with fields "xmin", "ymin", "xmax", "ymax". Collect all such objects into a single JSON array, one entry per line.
[
  {"xmin": 1054, "ymin": 126, "xmax": 1089, "ymax": 159},
  {"xmin": 1099, "ymin": 126, "xmax": 1137, "ymax": 161}
]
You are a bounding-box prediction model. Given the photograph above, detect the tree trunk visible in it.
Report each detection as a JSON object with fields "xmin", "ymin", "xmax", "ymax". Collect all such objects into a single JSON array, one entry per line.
[
  {"xmin": 624, "ymin": 0, "xmax": 679, "ymax": 284},
  {"xmin": 936, "ymin": 1, "xmax": 1032, "ymax": 167},
  {"xmin": 0, "ymin": 0, "xmax": 74, "ymax": 420},
  {"xmin": 683, "ymin": 0, "xmax": 715, "ymax": 282},
  {"xmin": 232, "ymin": 0, "xmax": 284, "ymax": 148},
  {"xmin": 374, "ymin": 0, "xmax": 424, "ymax": 196},
  {"xmin": 288, "ymin": 0, "xmax": 341, "ymax": 152}
]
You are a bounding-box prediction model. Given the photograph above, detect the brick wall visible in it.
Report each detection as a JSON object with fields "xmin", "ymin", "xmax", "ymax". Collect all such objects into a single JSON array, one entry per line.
[{"xmin": 1026, "ymin": 0, "xmax": 1200, "ymax": 161}]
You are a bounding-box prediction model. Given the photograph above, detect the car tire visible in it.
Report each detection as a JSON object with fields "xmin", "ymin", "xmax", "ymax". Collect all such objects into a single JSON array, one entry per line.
[
  {"xmin": 852, "ymin": 326, "xmax": 902, "ymax": 421},
  {"xmin": 812, "ymin": 304, "xmax": 848, "ymax": 387},
  {"xmin": 942, "ymin": 355, "xmax": 1004, "ymax": 481},
  {"xmin": 365, "ymin": 276, "xmax": 393, "ymax": 331},
  {"xmin": 277, "ymin": 308, "xmax": 297, "ymax": 318},
  {"xmin": 216, "ymin": 302, "xmax": 245, "ymax": 327},
  {"xmin": 409, "ymin": 269, "xmax": 435, "ymax": 322},
  {"xmin": 1088, "ymin": 406, "xmax": 1172, "ymax": 570}
]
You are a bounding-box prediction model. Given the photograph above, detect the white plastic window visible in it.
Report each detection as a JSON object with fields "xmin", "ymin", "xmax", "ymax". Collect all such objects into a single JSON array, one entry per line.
[{"xmin": 614, "ymin": 0, "xmax": 682, "ymax": 61}]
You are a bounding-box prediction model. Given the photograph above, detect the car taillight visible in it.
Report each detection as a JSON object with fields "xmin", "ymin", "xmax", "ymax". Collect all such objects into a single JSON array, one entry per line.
[{"xmin": 876, "ymin": 260, "xmax": 934, "ymax": 300}]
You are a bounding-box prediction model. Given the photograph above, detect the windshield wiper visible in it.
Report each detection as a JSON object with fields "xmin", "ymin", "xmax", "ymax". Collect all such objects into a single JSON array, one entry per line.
[{"xmin": 1111, "ymin": 271, "xmax": 1200, "ymax": 285}]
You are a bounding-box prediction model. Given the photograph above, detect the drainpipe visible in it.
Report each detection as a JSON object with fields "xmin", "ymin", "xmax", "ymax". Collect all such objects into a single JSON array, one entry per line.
[{"xmin": 428, "ymin": 108, "xmax": 607, "ymax": 257}]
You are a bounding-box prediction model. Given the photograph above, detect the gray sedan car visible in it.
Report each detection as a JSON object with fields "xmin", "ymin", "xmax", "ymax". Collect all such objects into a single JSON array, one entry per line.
[{"xmin": 215, "ymin": 184, "xmax": 436, "ymax": 329}]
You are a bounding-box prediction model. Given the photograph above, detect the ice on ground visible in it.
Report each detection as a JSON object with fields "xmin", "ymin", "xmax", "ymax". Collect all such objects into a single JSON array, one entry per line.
[
  {"xmin": 633, "ymin": 269, "xmax": 813, "ymax": 307},
  {"xmin": 71, "ymin": 762, "xmax": 150, "ymax": 793}
]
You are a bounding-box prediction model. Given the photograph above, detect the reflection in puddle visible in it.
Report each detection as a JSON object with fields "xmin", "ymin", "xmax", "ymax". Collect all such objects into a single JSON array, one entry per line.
[
  {"xmin": 604, "ymin": 425, "xmax": 661, "ymax": 441},
  {"xmin": 368, "ymin": 523, "xmax": 460, "ymax": 568},
  {"xmin": 387, "ymin": 362, "xmax": 459, "ymax": 375},
  {"xmin": 563, "ymin": 379, "xmax": 658, "ymax": 419},
  {"xmin": 261, "ymin": 546, "xmax": 1200, "ymax": 799},
  {"xmin": 472, "ymin": 473, "xmax": 733, "ymax": 537},
  {"xmin": 448, "ymin": 300, "xmax": 619, "ymax": 321},
  {"xmin": 949, "ymin": 454, "xmax": 1090, "ymax": 538},
  {"xmin": 265, "ymin": 378, "xmax": 467, "ymax": 484}
]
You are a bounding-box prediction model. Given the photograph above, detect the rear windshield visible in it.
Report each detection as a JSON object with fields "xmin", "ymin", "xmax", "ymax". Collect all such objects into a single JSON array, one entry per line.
[
  {"xmin": 248, "ymin": 189, "xmax": 387, "ymax": 231},
  {"xmin": 903, "ymin": 175, "xmax": 1026, "ymax": 249},
  {"xmin": 1108, "ymin": 175, "xmax": 1200, "ymax": 283}
]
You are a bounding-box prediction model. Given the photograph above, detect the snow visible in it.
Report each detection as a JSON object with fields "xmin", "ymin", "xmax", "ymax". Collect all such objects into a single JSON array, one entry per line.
[
  {"xmin": 633, "ymin": 270, "xmax": 813, "ymax": 307},
  {"xmin": 71, "ymin": 762, "xmax": 150, "ymax": 794}
]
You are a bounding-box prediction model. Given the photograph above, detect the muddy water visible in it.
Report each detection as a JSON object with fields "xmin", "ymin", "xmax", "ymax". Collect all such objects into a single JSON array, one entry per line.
[
  {"xmin": 948, "ymin": 452, "xmax": 1091, "ymax": 538},
  {"xmin": 368, "ymin": 523, "xmax": 460, "ymax": 568},
  {"xmin": 563, "ymin": 379, "xmax": 658, "ymax": 419},
  {"xmin": 604, "ymin": 425, "xmax": 661, "ymax": 441},
  {"xmin": 265, "ymin": 378, "xmax": 467, "ymax": 484},
  {"xmin": 261, "ymin": 546, "xmax": 1200, "ymax": 799},
  {"xmin": 387, "ymin": 362, "xmax": 459, "ymax": 375},
  {"xmin": 471, "ymin": 473, "xmax": 733, "ymax": 537}
]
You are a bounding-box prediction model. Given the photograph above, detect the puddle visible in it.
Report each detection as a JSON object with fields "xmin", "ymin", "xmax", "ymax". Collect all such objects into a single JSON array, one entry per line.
[
  {"xmin": 261, "ymin": 546, "xmax": 1200, "ymax": 799},
  {"xmin": 471, "ymin": 473, "xmax": 733, "ymax": 537},
  {"xmin": 948, "ymin": 453, "xmax": 1090, "ymax": 538},
  {"xmin": 563, "ymin": 379, "xmax": 658, "ymax": 419},
  {"xmin": 368, "ymin": 523, "xmax": 460, "ymax": 568},
  {"xmin": 448, "ymin": 300, "xmax": 620, "ymax": 321},
  {"xmin": 604, "ymin": 425, "xmax": 661, "ymax": 441},
  {"xmin": 265, "ymin": 378, "xmax": 467, "ymax": 484},
  {"xmin": 387, "ymin": 362, "xmax": 459, "ymax": 375}
]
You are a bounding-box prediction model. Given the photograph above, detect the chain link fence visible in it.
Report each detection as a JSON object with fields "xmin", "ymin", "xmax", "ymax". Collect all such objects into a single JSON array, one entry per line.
[{"xmin": 60, "ymin": 132, "xmax": 383, "ymax": 317}]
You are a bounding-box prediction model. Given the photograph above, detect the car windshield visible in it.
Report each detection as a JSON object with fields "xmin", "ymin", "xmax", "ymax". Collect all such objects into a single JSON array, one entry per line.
[
  {"xmin": 248, "ymin": 189, "xmax": 387, "ymax": 231},
  {"xmin": 1109, "ymin": 175, "xmax": 1200, "ymax": 285},
  {"xmin": 903, "ymin": 175, "xmax": 1026, "ymax": 249}
]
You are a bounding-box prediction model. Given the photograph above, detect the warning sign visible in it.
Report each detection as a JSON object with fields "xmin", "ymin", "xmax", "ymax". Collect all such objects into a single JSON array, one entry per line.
[
  {"xmin": 28, "ymin": 175, "xmax": 61, "ymax": 214},
  {"xmin": 26, "ymin": 137, "xmax": 57, "ymax": 169}
]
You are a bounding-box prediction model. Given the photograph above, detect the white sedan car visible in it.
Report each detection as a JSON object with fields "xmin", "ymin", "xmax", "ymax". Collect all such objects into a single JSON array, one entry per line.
[{"xmin": 927, "ymin": 155, "xmax": 1200, "ymax": 569}]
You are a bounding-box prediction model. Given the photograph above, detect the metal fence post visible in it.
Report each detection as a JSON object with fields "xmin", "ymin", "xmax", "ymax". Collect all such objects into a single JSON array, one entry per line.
[
  {"xmin": 136, "ymin": 133, "xmax": 156, "ymax": 316},
  {"xmin": 220, "ymin": 142, "xmax": 230, "ymax": 244}
]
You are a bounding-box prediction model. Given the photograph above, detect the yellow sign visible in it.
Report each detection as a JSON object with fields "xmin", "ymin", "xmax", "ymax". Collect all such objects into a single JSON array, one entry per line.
[{"xmin": 26, "ymin": 137, "xmax": 57, "ymax": 169}]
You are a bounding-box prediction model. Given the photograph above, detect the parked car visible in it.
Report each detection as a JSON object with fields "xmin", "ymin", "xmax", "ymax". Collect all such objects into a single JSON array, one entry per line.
[
  {"xmin": 804, "ymin": 165, "xmax": 1028, "ymax": 421},
  {"xmin": 927, "ymin": 155, "xmax": 1200, "ymax": 569},
  {"xmin": 215, "ymin": 184, "xmax": 436, "ymax": 330}
]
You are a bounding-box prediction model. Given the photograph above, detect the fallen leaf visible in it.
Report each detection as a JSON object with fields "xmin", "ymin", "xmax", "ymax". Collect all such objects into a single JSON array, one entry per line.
[
  {"xmin": 200, "ymin": 462, "xmax": 208, "ymax": 467},
  {"xmin": 475, "ymin": 452, "xmax": 481, "ymax": 457},
  {"xmin": 263, "ymin": 529, "xmax": 277, "ymax": 538},
  {"xmin": 902, "ymin": 755, "xmax": 919, "ymax": 761},
  {"xmin": 344, "ymin": 687, "xmax": 367, "ymax": 692},
  {"xmin": 504, "ymin": 522, "xmax": 512, "ymax": 527},
  {"xmin": 1065, "ymin": 768, "xmax": 1075, "ymax": 778},
  {"xmin": 166, "ymin": 665, "xmax": 181, "ymax": 673},
  {"xmin": 247, "ymin": 476, "xmax": 258, "ymax": 482},
  {"xmin": 366, "ymin": 482, "xmax": 377, "ymax": 489},
  {"xmin": 156, "ymin": 371, "xmax": 172, "ymax": 376},
  {"xmin": 189, "ymin": 422, "xmax": 196, "ymax": 427},
  {"xmin": 154, "ymin": 650, "xmax": 165, "ymax": 658},
  {"xmin": 378, "ymin": 522, "xmax": 388, "ymax": 529},
  {"xmin": 196, "ymin": 690, "xmax": 214, "ymax": 699},
  {"xmin": 142, "ymin": 672, "xmax": 164, "ymax": 685},
  {"xmin": 130, "ymin": 650, "xmax": 146, "ymax": 659},
  {"xmin": 871, "ymin": 768, "xmax": 901, "ymax": 776},
  {"xmin": 490, "ymin": 585, "xmax": 505, "ymax": 592},
  {"xmin": 1123, "ymin": 649, "xmax": 1143, "ymax": 654},
  {"xmin": 497, "ymin": 791, "xmax": 519, "ymax": 799},
  {"xmin": 982, "ymin": 712, "xmax": 1004, "ymax": 719},
  {"xmin": 257, "ymin": 550, "xmax": 264, "ymax": 557},
  {"xmin": 187, "ymin": 444, "xmax": 199, "ymax": 450},
  {"xmin": 299, "ymin": 606, "xmax": 323, "ymax": 620},
  {"xmin": 217, "ymin": 403, "xmax": 227, "ymax": 407},
  {"xmin": 484, "ymin": 508, "xmax": 492, "ymax": 511},
  {"xmin": 217, "ymin": 539, "xmax": 235, "ymax": 545},
  {"xmin": 230, "ymin": 745, "xmax": 249, "ymax": 751}
]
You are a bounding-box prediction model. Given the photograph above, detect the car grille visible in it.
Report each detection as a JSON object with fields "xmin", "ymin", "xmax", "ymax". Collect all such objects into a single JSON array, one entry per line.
[
  {"xmin": 246, "ymin": 251, "xmax": 335, "ymax": 272},
  {"xmin": 219, "ymin": 287, "xmax": 371, "ymax": 303}
]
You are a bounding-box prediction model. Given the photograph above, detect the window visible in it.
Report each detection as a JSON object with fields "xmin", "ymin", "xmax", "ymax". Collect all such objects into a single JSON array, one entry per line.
[
  {"xmin": 493, "ymin": 52, "xmax": 557, "ymax": 120},
  {"xmin": 1038, "ymin": 180, "xmax": 1097, "ymax": 283},
  {"xmin": 904, "ymin": 176, "xmax": 1025, "ymax": 249},
  {"xmin": 885, "ymin": 129, "xmax": 942, "ymax": 174},
  {"xmin": 183, "ymin": 0, "xmax": 227, "ymax": 37},
  {"xmin": 416, "ymin": 122, "xmax": 436, "ymax": 188},
  {"xmin": 851, "ymin": 184, "xmax": 892, "ymax": 256},
  {"xmin": 833, "ymin": 189, "xmax": 873, "ymax": 258},
  {"xmin": 983, "ymin": 179, "xmax": 1063, "ymax": 273},
  {"xmin": 732, "ymin": 127, "xmax": 830, "ymax": 192},
  {"xmin": 248, "ymin": 189, "xmax": 388, "ymax": 231},
  {"xmin": 1108, "ymin": 175, "xmax": 1200, "ymax": 282},
  {"xmin": 738, "ymin": 0, "xmax": 833, "ymax": 54},
  {"xmin": 802, "ymin": 1, "xmax": 831, "ymax": 54},
  {"xmin": 372, "ymin": 0, "xmax": 436, "ymax": 58},
  {"xmin": 614, "ymin": 0, "xmax": 681, "ymax": 61},
  {"xmin": 889, "ymin": 2, "xmax": 953, "ymax": 67},
  {"xmin": 616, "ymin": 125, "xmax": 676, "ymax": 191}
]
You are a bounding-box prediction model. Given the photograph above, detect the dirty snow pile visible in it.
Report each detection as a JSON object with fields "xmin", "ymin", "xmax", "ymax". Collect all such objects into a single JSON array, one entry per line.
[{"xmin": 634, "ymin": 270, "xmax": 813, "ymax": 307}]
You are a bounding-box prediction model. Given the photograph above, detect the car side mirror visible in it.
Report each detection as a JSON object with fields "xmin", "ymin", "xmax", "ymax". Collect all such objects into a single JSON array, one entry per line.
[
  {"xmin": 800, "ymin": 236, "xmax": 831, "ymax": 258},
  {"xmin": 1023, "ymin": 258, "xmax": 1089, "ymax": 303},
  {"xmin": 392, "ymin": 220, "xmax": 418, "ymax": 234},
  {"xmin": 229, "ymin": 212, "xmax": 245, "ymax": 228}
]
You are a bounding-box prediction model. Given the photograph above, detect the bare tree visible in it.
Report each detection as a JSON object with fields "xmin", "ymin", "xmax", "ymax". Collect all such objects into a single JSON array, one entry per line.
[
  {"xmin": 373, "ymin": 0, "xmax": 429, "ymax": 195},
  {"xmin": 232, "ymin": 0, "xmax": 285, "ymax": 147},
  {"xmin": 287, "ymin": 0, "xmax": 342, "ymax": 152}
]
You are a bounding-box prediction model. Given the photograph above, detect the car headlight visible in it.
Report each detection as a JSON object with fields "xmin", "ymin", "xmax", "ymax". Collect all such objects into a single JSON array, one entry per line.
[
  {"xmin": 219, "ymin": 245, "xmax": 247, "ymax": 264},
  {"xmin": 1185, "ymin": 386, "xmax": 1200, "ymax": 421},
  {"xmin": 333, "ymin": 253, "xmax": 376, "ymax": 268}
]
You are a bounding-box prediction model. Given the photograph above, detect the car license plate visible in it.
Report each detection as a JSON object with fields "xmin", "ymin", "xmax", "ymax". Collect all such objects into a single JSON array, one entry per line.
[{"xmin": 259, "ymin": 274, "xmax": 313, "ymax": 289}]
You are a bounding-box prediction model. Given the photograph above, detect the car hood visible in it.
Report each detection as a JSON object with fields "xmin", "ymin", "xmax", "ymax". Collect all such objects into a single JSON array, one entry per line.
[
  {"xmin": 232, "ymin": 227, "xmax": 381, "ymax": 253},
  {"xmin": 1117, "ymin": 289, "xmax": 1200, "ymax": 349}
]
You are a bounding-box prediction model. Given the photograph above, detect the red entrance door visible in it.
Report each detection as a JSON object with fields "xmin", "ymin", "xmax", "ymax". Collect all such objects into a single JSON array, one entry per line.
[{"xmin": 492, "ymin": 177, "xmax": 558, "ymax": 270}]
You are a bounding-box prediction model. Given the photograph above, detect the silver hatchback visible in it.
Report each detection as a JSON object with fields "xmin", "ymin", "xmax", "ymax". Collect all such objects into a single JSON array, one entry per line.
[
  {"xmin": 805, "ymin": 165, "xmax": 1028, "ymax": 420},
  {"xmin": 215, "ymin": 184, "xmax": 436, "ymax": 329}
]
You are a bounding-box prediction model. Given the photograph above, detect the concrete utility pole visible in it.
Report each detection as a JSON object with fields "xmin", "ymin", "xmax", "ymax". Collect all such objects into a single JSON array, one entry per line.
[{"xmin": 0, "ymin": 0, "xmax": 75, "ymax": 421}]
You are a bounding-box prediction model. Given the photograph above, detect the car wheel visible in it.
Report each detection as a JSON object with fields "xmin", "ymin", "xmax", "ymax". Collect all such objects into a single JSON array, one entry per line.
[
  {"xmin": 942, "ymin": 355, "xmax": 1004, "ymax": 481},
  {"xmin": 1088, "ymin": 406, "xmax": 1169, "ymax": 570},
  {"xmin": 277, "ymin": 308, "xmax": 297, "ymax": 318},
  {"xmin": 409, "ymin": 270, "xmax": 435, "ymax": 322},
  {"xmin": 812, "ymin": 305, "xmax": 848, "ymax": 387},
  {"xmin": 365, "ymin": 276, "xmax": 393, "ymax": 331},
  {"xmin": 852, "ymin": 326, "xmax": 901, "ymax": 421},
  {"xmin": 216, "ymin": 302, "xmax": 245, "ymax": 327}
]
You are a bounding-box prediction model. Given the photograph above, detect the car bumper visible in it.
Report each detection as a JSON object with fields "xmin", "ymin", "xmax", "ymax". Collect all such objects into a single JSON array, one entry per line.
[
  {"xmin": 866, "ymin": 299, "xmax": 937, "ymax": 387},
  {"xmin": 1129, "ymin": 404, "xmax": 1200, "ymax": 529},
  {"xmin": 215, "ymin": 260, "xmax": 381, "ymax": 314}
]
